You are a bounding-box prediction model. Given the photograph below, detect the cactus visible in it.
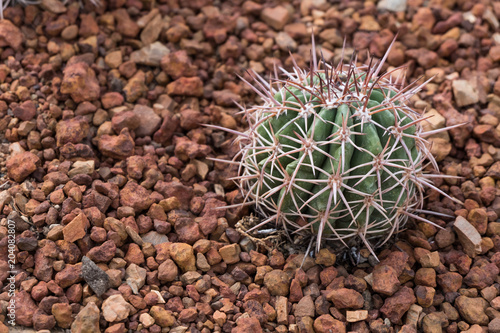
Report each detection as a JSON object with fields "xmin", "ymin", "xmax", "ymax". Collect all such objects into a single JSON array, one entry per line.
[{"xmin": 216, "ymin": 38, "xmax": 462, "ymax": 257}]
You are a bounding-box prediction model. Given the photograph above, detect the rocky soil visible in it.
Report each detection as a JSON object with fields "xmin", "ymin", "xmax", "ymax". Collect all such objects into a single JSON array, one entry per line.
[{"xmin": 0, "ymin": 0, "xmax": 500, "ymax": 332}]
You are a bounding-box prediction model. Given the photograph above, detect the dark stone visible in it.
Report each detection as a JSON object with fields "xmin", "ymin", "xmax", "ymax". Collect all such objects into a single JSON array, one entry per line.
[{"xmin": 81, "ymin": 256, "xmax": 110, "ymax": 297}]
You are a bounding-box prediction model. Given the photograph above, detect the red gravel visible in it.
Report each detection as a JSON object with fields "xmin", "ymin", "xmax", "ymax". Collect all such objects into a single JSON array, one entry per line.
[{"xmin": 0, "ymin": 0, "xmax": 500, "ymax": 332}]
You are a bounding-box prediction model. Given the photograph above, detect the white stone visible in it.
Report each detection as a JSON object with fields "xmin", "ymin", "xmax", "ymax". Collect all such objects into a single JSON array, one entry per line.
[
  {"xmin": 139, "ymin": 313, "xmax": 155, "ymax": 328},
  {"xmin": 126, "ymin": 263, "xmax": 147, "ymax": 294},
  {"xmin": 454, "ymin": 216, "xmax": 482, "ymax": 258},
  {"xmin": 150, "ymin": 290, "xmax": 165, "ymax": 303},
  {"xmin": 463, "ymin": 11, "xmax": 477, "ymax": 24},
  {"xmin": 484, "ymin": 9, "xmax": 499, "ymax": 30},
  {"xmin": 0, "ymin": 191, "xmax": 12, "ymax": 213},
  {"xmin": 452, "ymin": 79, "xmax": 479, "ymax": 107},
  {"xmin": 170, "ymin": 326, "xmax": 189, "ymax": 333},
  {"xmin": 423, "ymin": 109, "xmax": 446, "ymax": 131},
  {"xmin": 377, "ymin": 0, "xmax": 407, "ymax": 12},
  {"xmin": 102, "ymin": 294, "xmax": 133, "ymax": 322},
  {"xmin": 68, "ymin": 160, "xmax": 95, "ymax": 177},
  {"xmin": 364, "ymin": 273, "xmax": 373, "ymax": 286},
  {"xmin": 493, "ymin": 33, "xmax": 500, "ymax": 46},
  {"xmin": 422, "ymin": 109, "xmax": 450, "ymax": 142},
  {"xmin": 9, "ymin": 142, "xmax": 25, "ymax": 156},
  {"xmin": 346, "ymin": 310, "xmax": 368, "ymax": 322},
  {"xmin": 130, "ymin": 42, "xmax": 170, "ymax": 67}
]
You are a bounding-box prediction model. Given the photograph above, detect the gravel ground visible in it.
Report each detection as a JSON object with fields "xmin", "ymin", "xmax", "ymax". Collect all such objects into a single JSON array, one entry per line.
[{"xmin": 0, "ymin": 0, "xmax": 500, "ymax": 332}]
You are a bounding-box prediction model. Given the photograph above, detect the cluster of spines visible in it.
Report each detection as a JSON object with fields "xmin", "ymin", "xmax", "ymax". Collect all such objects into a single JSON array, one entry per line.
[{"xmin": 211, "ymin": 38, "xmax": 463, "ymax": 257}]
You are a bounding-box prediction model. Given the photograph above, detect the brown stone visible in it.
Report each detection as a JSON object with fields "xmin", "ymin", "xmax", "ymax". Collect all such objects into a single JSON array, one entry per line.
[
  {"xmin": 161, "ymin": 50, "xmax": 197, "ymax": 79},
  {"xmin": 489, "ymin": 318, "xmax": 500, "ymax": 333},
  {"xmin": 101, "ymin": 92, "xmax": 124, "ymax": 109},
  {"xmin": 33, "ymin": 308, "xmax": 56, "ymax": 330},
  {"xmin": 14, "ymin": 290, "xmax": 38, "ymax": 326},
  {"xmin": 113, "ymin": 9, "xmax": 140, "ymax": 37},
  {"xmin": 63, "ymin": 213, "xmax": 88, "ymax": 243},
  {"xmin": 219, "ymin": 243, "xmax": 241, "ymax": 264},
  {"xmin": 170, "ymin": 242, "xmax": 196, "ymax": 272},
  {"xmin": 52, "ymin": 303, "xmax": 73, "ymax": 328},
  {"xmin": 133, "ymin": 104, "xmax": 161, "ymax": 137},
  {"xmin": 87, "ymin": 240, "xmax": 116, "ymax": 263},
  {"xmin": 158, "ymin": 259, "xmax": 178, "ymax": 283},
  {"xmin": 315, "ymin": 248, "xmax": 336, "ymax": 266},
  {"xmin": 13, "ymin": 100, "xmax": 37, "ymax": 121},
  {"xmin": 112, "ymin": 111, "xmax": 140, "ymax": 133},
  {"xmin": 295, "ymin": 295, "xmax": 315, "ymax": 317},
  {"xmin": 346, "ymin": 310, "xmax": 368, "ymax": 323},
  {"xmin": 372, "ymin": 264, "xmax": 400, "ymax": 296},
  {"xmin": 123, "ymin": 71, "xmax": 148, "ymax": 102},
  {"xmin": 264, "ymin": 270, "xmax": 290, "ymax": 296},
  {"xmin": 175, "ymin": 217, "xmax": 202, "ymax": 244},
  {"xmin": 314, "ymin": 314, "xmax": 346, "ymax": 333},
  {"xmin": 60, "ymin": 62, "xmax": 100, "ymax": 102},
  {"xmin": 289, "ymin": 278, "xmax": 304, "ymax": 303},
  {"xmin": 7, "ymin": 151, "xmax": 39, "ymax": 182},
  {"xmin": 178, "ymin": 307, "xmax": 197, "ymax": 323},
  {"xmin": 455, "ymin": 296, "xmax": 489, "ymax": 325},
  {"xmin": 153, "ymin": 111, "xmax": 180, "ymax": 144},
  {"xmin": 415, "ymin": 286, "xmax": 435, "ymax": 308},
  {"xmin": 406, "ymin": 48, "xmax": 438, "ymax": 69},
  {"xmin": 55, "ymin": 263, "xmax": 83, "ymax": 288},
  {"xmin": 261, "ymin": 6, "xmax": 290, "ymax": 30},
  {"xmin": 463, "ymin": 263, "xmax": 499, "ymax": 289},
  {"xmin": 120, "ymin": 181, "xmax": 153, "ymax": 212},
  {"xmin": 380, "ymin": 286, "xmax": 416, "ymax": 324},
  {"xmin": 150, "ymin": 306, "xmax": 175, "ymax": 327},
  {"xmin": 414, "ymin": 268, "xmax": 436, "ymax": 287},
  {"xmin": 56, "ymin": 116, "xmax": 90, "ymax": 147},
  {"xmin": 166, "ymin": 77, "xmax": 203, "ymax": 97},
  {"xmin": 327, "ymin": 288, "xmax": 364, "ymax": 309},
  {"xmin": 233, "ymin": 317, "xmax": 263, "ymax": 333},
  {"xmin": 0, "ymin": 19, "xmax": 24, "ymax": 50},
  {"xmin": 98, "ymin": 128, "xmax": 135, "ymax": 160},
  {"xmin": 124, "ymin": 243, "xmax": 145, "ymax": 265},
  {"xmin": 467, "ymin": 208, "xmax": 488, "ymax": 235}
]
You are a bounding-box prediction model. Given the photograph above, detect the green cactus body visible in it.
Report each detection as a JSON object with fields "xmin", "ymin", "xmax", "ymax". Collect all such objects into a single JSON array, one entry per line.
[{"xmin": 234, "ymin": 42, "xmax": 458, "ymax": 253}]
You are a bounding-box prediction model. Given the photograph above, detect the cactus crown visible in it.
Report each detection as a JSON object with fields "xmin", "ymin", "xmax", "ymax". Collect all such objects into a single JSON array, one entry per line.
[{"xmin": 219, "ymin": 38, "xmax": 460, "ymax": 258}]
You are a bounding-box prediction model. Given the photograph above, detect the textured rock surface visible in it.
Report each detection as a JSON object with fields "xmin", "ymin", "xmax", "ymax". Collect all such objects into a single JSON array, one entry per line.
[{"xmin": 81, "ymin": 256, "xmax": 110, "ymax": 297}]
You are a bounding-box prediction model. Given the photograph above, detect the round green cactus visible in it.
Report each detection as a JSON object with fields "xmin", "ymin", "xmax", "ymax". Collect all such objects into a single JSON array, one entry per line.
[{"xmin": 226, "ymin": 40, "xmax": 461, "ymax": 256}]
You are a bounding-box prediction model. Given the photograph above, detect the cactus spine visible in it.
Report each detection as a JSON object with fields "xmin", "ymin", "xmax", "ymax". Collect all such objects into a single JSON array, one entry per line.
[{"xmin": 221, "ymin": 39, "xmax": 461, "ymax": 256}]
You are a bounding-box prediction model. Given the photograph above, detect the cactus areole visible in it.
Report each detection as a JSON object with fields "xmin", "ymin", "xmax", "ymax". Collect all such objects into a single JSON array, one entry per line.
[{"xmin": 226, "ymin": 39, "xmax": 459, "ymax": 256}]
